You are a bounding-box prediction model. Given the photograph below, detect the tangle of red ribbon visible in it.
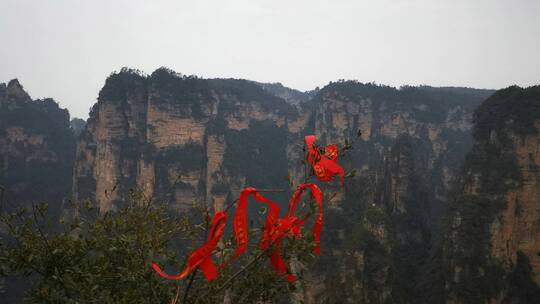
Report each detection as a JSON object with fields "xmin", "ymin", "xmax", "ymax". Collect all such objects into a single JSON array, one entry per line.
[
  {"xmin": 152, "ymin": 184, "xmax": 324, "ymax": 283},
  {"xmin": 152, "ymin": 135, "xmax": 343, "ymax": 283},
  {"xmin": 287, "ymin": 183, "xmax": 324, "ymax": 255},
  {"xmin": 305, "ymin": 135, "xmax": 345, "ymax": 189},
  {"xmin": 266, "ymin": 183, "xmax": 323, "ymax": 282}
]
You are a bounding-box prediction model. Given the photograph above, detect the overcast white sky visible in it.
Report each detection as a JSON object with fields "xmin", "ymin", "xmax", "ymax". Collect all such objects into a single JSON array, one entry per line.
[{"xmin": 1, "ymin": 0, "xmax": 539, "ymax": 118}]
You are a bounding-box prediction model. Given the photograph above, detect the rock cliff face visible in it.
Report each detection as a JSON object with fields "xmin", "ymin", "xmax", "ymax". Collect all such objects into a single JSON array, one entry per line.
[
  {"xmin": 0, "ymin": 79, "xmax": 75, "ymax": 211},
  {"xmin": 430, "ymin": 85, "xmax": 540, "ymax": 304},
  {"xmin": 72, "ymin": 70, "xmax": 495, "ymax": 302},
  {"xmin": 300, "ymin": 83, "xmax": 493, "ymax": 303},
  {"xmin": 491, "ymin": 122, "xmax": 540, "ymax": 283},
  {"xmin": 312, "ymin": 83, "xmax": 492, "ymax": 223},
  {"xmin": 6, "ymin": 69, "xmax": 539, "ymax": 303},
  {"xmin": 74, "ymin": 73, "xmax": 491, "ymax": 216},
  {"xmin": 73, "ymin": 68, "xmax": 302, "ymax": 212}
]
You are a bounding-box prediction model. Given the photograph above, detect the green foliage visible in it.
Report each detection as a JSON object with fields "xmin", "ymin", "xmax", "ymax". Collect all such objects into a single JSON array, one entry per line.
[
  {"xmin": 0, "ymin": 99, "xmax": 73, "ymax": 156},
  {"xmin": 474, "ymin": 85, "xmax": 540, "ymax": 139},
  {"xmin": 99, "ymin": 69, "xmax": 300, "ymax": 123},
  {"xmin": 150, "ymin": 68, "xmax": 213, "ymax": 118},
  {"xmin": 0, "ymin": 201, "xmax": 190, "ymax": 303},
  {"xmin": 0, "ymin": 193, "xmax": 319, "ymax": 303},
  {"xmin": 98, "ymin": 68, "xmax": 148, "ymax": 103},
  {"xmin": 314, "ymin": 81, "xmax": 492, "ymax": 123},
  {"xmin": 0, "ymin": 93, "xmax": 75, "ymax": 208}
]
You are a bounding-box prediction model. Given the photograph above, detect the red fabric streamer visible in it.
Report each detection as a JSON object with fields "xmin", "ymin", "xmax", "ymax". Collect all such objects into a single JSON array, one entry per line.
[
  {"xmin": 151, "ymin": 136, "xmax": 341, "ymax": 288},
  {"xmin": 267, "ymin": 215, "xmax": 304, "ymax": 283},
  {"xmin": 151, "ymin": 211, "xmax": 227, "ymax": 281},
  {"xmin": 233, "ymin": 187, "xmax": 281, "ymax": 257},
  {"xmin": 266, "ymin": 183, "xmax": 324, "ymax": 282},
  {"xmin": 305, "ymin": 135, "xmax": 345, "ymax": 189},
  {"xmin": 286, "ymin": 183, "xmax": 324, "ymax": 254},
  {"xmin": 152, "ymin": 184, "xmax": 325, "ymax": 284}
]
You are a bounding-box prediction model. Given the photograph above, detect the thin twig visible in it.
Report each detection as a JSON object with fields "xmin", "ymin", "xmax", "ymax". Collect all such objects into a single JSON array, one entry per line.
[
  {"xmin": 210, "ymin": 246, "xmax": 268, "ymax": 294},
  {"xmin": 0, "ymin": 185, "xmax": 5, "ymax": 213},
  {"xmin": 181, "ymin": 272, "xmax": 197, "ymax": 303},
  {"xmin": 171, "ymin": 284, "xmax": 181, "ymax": 304},
  {"xmin": 31, "ymin": 202, "xmax": 53, "ymax": 255}
]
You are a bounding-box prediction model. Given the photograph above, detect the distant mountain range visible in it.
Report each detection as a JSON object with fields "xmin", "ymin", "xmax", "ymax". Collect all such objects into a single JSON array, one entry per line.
[{"xmin": 2, "ymin": 68, "xmax": 539, "ymax": 303}]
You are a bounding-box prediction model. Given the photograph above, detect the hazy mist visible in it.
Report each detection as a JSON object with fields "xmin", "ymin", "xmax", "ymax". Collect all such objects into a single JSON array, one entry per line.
[{"xmin": 1, "ymin": 0, "xmax": 539, "ymax": 118}]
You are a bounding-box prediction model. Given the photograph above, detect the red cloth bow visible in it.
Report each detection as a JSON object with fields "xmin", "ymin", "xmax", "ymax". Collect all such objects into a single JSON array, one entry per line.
[
  {"xmin": 151, "ymin": 211, "xmax": 227, "ymax": 281},
  {"xmin": 305, "ymin": 135, "xmax": 345, "ymax": 189}
]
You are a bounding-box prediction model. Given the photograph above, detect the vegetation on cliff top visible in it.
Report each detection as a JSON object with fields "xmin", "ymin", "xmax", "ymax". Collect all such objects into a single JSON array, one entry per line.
[
  {"xmin": 474, "ymin": 85, "xmax": 540, "ymax": 138},
  {"xmin": 96, "ymin": 67, "xmax": 298, "ymax": 120},
  {"xmin": 98, "ymin": 68, "xmax": 148, "ymax": 104},
  {"xmin": 313, "ymin": 80, "xmax": 493, "ymax": 123},
  {"xmin": 0, "ymin": 80, "xmax": 75, "ymax": 209}
]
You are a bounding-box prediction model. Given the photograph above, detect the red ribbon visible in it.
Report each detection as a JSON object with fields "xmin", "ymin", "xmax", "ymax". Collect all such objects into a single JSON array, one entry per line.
[
  {"xmin": 233, "ymin": 187, "xmax": 281, "ymax": 258},
  {"xmin": 287, "ymin": 184, "xmax": 323, "ymax": 254},
  {"xmin": 153, "ymin": 184, "xmax": 325, "ymax": 284},
  {"xmin": 268, "ymin": 216, "xmax": 304, "ymax": 283},
  {"xmin": 286, "ymin": 183, "xmax": 324, "ymax": 255},
  {"xmin": 266, "ymin": 183, "xmax": 324, "ymax": 282},
  {"xmin": 305, "ymin": 135, "xmax": 345, "ymax": 189},
  {"xmin": 151, "ymin": 211, "xmax": 227, "ymax": 281}
]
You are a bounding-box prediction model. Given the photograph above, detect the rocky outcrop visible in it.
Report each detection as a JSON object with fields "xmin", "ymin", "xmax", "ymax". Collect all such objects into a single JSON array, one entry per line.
[
  {"xmin": 0, "ymin": 79, "xmax": 75, "ymax": 211},
  {"xmin": 312, "ymin": 83, "xmax": 492, "ymax": 223},
  {"xmin": 7, "ymin": 69, "xmax": 539, "ymax": 304},
  {"xmin": 287, "ymin": 82, "xmax": 493, "ymax": 304},
  {"xmin": 491, "ymin": 121, "xmax": 540, "ymax": 283},
  {"xmin": 432, "ymin": 85, "xmax": 540, "ymax": 303},
  {"xmin": 309, "ymin": 135, "xmax": 432, "ymax": 304},
  {"xmin": 73, "ymin": 68, "xmax": 302, "ymax": 212},
  {"xmin": 70, "ymin": 118, "xmax": 86, "ymax": 136},
  {"xmin": 74, "ymin": 74, "xmax": 492, "ymax": 217},
  {"xmin": 71, "ymin": 70, "xmax": 496, "ymax": 303}
]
